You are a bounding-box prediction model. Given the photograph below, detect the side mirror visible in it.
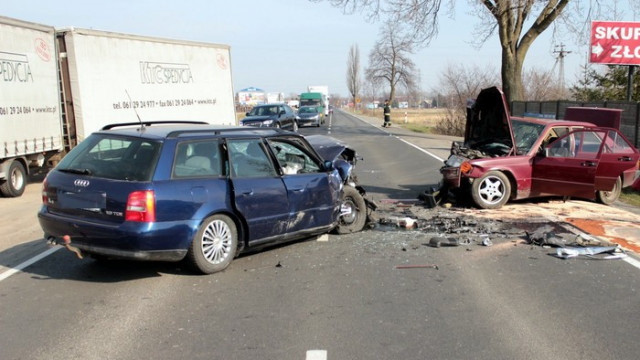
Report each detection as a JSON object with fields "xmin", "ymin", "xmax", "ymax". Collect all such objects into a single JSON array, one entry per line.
[
  {"xmin": 246, "ymin": 112, "xmax": 250, "ymax": 116},
  {"xmin": 324, "ymin": 160, "xmax": 334, "ymax": 171},
  {"xmin": 279, "ymin": 110, "xmax": 286, "ymax": 116}
]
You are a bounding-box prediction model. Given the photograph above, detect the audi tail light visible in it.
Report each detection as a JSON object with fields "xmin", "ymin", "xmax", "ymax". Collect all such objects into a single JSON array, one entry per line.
[
  {"xmin": 125, "ymin": 190, "xmax": 156, "ymax": 222},
  {"xmin": 41, "ymin": 177, "xmax": 49, "ymax": 205}
]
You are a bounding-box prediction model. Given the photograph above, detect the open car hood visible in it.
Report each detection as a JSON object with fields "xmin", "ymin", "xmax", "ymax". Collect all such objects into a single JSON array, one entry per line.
[
  {"xmin": 305, "ymin": 135, "xmax": 357, "ymax": 163},
  {"xmin": 464, "ymin": 87, "xmax": 516, "ymax": 156}
]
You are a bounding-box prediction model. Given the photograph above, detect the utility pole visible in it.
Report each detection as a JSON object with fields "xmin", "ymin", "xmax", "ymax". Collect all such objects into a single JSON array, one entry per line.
[{"xmin": 553, "ymin": 44, "xmax": 572, "ymax": 97}]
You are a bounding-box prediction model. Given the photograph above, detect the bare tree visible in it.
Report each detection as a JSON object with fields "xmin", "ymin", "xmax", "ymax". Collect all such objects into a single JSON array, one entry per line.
[
  {"xmin": 315, "ymin": 0, "xmax": 636, "ymax": 102},
  {"xmin": 435, "ymin": 63, "xmax": 499, "ymax": 135},
  {"xmin": 522, "ymin": 67, "xmax": 567, "ymax": 101},
  {"xmin": 365, "ymin": 21, "xmax": 419, "ymax": 104},
  {"xmin": 346, "ymin": 43, "xmax": 362, "ymax": 104}
]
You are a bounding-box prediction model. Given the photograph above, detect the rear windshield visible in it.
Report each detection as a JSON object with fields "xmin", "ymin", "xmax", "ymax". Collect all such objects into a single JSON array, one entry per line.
[{"xmin": 56, "ymin": 134, "xmax": 161, "ymax": 181}]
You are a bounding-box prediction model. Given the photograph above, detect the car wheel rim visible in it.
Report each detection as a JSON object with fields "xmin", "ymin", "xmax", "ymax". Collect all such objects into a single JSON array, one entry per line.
[
  {"xmin": 340, "ymin": 198, "xmax": 357, "ymax": 224},
  {"xmin": 478, "ymin": 176, "xmax": 505, "ymax": 205},
  {"xmin": 201, "ymin": 219, "xmax": 232, "ymax": 265}
]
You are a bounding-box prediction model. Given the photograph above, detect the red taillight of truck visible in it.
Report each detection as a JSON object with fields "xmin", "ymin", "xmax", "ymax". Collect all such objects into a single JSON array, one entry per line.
[{"xmin": 125, "ymin": 190, "xmax": 156, "ymax": 222}]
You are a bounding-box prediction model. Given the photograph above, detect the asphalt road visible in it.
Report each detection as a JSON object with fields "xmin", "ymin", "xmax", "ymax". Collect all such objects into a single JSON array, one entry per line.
[{"xmin": 1, "ymin": 111, "xmax": 639, "ymax": 360}]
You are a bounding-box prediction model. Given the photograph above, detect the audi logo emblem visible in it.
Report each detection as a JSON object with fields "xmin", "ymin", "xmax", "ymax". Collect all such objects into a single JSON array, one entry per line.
[{"xmin": 74, "ymin": 179, "xmax": 90, "ymax": 187}]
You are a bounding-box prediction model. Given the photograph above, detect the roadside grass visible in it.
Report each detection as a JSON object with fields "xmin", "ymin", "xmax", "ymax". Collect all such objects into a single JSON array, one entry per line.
[{"xmin": 620, "ymin": 189, "xmax": 640, "ymax": 207}]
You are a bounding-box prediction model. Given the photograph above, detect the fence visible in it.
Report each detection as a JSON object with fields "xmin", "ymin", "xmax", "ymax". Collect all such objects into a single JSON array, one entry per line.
[{"xmin": 510, "ymin": 100, "xmax": 640, "ymax": 148}]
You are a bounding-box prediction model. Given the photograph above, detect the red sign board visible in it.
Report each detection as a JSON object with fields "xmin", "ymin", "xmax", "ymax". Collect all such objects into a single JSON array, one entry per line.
[{"xmin": 590, "ymin": 21, "xmax": 640, "ymax": 65}]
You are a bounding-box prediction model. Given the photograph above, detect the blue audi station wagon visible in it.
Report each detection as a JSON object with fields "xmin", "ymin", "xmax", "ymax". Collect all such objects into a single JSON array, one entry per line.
[{"xmin": 38, "ymin": 121, "xmax": 368, "ymax": 274}]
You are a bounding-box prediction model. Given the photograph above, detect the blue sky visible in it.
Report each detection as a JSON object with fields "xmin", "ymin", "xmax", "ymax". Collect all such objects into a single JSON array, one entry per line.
[{"xmin": 3, "ymin": 1, "xmax": 638, "ymax": 97}]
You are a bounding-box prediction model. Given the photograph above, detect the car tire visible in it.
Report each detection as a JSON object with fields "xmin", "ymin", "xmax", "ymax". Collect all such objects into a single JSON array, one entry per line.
[
  {"xmin": 471, "ymin": 171, "xmax": 511, "ymax": 209},
  {"xmin": 596, "ymin": 177, "xmax": 621, "ymax": 205},
  {"xmin": 187, "ymin": 214, "xmax": 238, "ymax": 274},
  {"xmin": 0, "ymin": 160, "xmax": 27, "ymax": 197},
  {"xmin": 334, "ymin": 185, "xmax": 367, "ymax": 234}
]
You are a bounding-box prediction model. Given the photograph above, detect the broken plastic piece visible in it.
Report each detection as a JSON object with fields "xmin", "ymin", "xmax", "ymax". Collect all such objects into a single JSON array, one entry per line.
[
  {"xmin": 555, "ymin": 246, "xmax": 625, "ymax": 260},
  {"xmin": 481, "ymin": 235, "xmax": 493, "ymax": 246},
  {"xmin": 398, "ymin": 217, "xmax": 417, "ymax": 229}
]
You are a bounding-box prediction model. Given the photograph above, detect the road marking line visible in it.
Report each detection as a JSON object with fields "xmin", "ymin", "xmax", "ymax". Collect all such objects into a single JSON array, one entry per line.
[
  {"xmin": 306, "ymin": 350, "xmax": 327, "ymax": 360},
  {"xmin": 623, "ymin": 255, "xmax": 640, "ymax": 270},
  {"xmin": 395, "ymin": 136, "xmax": 445, "ymax": 162},
  {"xmin": 349, "ymin": 111, "xmax": 445, "ymax": 162},
  {"xmin": 0, "ymin": 246, "xmax": 61, "ymax": 282}
]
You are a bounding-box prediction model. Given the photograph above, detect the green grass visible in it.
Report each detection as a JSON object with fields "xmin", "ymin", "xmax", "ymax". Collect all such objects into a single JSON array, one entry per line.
[
  {"xmin": 620, "ymin": 188, "xmax": 640, "ymax": 207},
  {"xmin": 403, "ymin": 123, "xmax": 434, "ymax": 134}
]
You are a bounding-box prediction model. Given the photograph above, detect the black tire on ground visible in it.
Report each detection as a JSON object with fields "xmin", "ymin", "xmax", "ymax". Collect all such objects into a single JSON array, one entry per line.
[
  {"xmin": 334, "ymin": 185, "xmax": 367, "ymax": 234},
  {"xmin": 596, "ymin": 177, "xmax": 621, "ymax": 205},
  {"xmin": 187, "ymin": 214, "xmax": 238, "ymax": 274},
  {"xmin": 0, "ymin": 160, "xmax": 27, "ymax": 197},
  {"xmin": 471, "ymin": 171, "xmax": 511, "ymax": 209}
]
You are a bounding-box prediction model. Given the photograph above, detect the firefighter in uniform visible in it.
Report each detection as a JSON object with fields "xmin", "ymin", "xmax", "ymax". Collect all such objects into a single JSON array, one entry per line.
[{"xmin": 383, "ymin": 99, "xmax": 391, "ymax": 127}]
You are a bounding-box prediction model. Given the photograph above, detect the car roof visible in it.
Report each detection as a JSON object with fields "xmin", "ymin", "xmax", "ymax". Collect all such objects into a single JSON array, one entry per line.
[
  {"xmin": 95, "ymin": 121, "xmax": 295, "ymax": 139},
  {"xmin": 511, "ymin": 116, "xmax": 598, "ymax": 128}
]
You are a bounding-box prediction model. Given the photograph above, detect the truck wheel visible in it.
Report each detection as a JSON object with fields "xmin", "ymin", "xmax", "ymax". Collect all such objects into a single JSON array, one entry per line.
[
  {"xmin": 334, "ymin": 186, "xmax": 367, "ymax": 234},
  {"xmin": 471, "ymin": 171, "xmax": 511, "ymax": 209},
  {"xmin": 596, "ymin": 177, "xmax": 621, "ymax": 205},
  {"xmin": 0, "ymin": 160, "xmax": 27, "ymax": 197},
  {"xmin": 186, "ymin": 214, "xmax": 238, "ymax": 274}
]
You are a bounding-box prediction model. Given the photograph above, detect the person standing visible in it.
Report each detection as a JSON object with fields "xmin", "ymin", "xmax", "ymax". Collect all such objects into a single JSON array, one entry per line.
[{"xmin": 383, "ymin": 99, "xmax": 391, "ymax": 127}]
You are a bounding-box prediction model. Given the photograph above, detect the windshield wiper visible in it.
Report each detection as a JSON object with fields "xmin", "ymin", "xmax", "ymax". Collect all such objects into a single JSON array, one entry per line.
[{"xmin": 59, "ymin": 168, "xmax": 93, "ymax": 175}]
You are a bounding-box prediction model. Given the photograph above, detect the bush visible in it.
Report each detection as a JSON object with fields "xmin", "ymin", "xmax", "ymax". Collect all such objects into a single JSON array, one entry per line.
[{"xmin": 432, "ymin": 107, "xmax": 465, "ymax": 136}]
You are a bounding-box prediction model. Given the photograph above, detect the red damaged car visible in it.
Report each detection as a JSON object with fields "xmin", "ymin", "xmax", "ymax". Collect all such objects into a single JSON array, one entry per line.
[{"xmin": 440, "ymin": 87, "xmax": 640, "ymax": 209}]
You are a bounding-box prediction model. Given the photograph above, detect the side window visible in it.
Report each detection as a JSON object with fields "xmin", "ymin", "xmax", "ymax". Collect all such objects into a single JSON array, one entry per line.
[
  {"xmin": 604, "ymin": 130, "xmax": 635, "ymax": 154},
  {"xmin": 268, "ymin": 139, "xmax": 321, "ymax": 174},
  {"xmin": 228, "ymin": 139, "xmax": 277, "ymax": 178},
  {"xmin": 173, "ymin": 140, "xmax": 221, "ymax": 177},
  {"xmin": 575, "ymin": 130, "xmax": 604, "ymax": 159},
  {"xmin": 548, "ymin": 133, "xmax": 576, "ymax": 158}
]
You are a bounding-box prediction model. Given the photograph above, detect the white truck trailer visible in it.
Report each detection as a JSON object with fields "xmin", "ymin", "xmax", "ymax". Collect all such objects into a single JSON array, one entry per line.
[
  {"xmin": 1, "ymin": 15, "xmax": 236, "ymax": 197},
  {"xmin": 0, "ymin": 17, "xmax": 62, "ymax": 197}
]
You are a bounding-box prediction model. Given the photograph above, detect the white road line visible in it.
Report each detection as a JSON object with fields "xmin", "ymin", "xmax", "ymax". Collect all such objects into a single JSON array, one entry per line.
[
  {"xmin": 306, "ymin": 350, "xmax": 327, "ymax": 360},
  {"xmin": 0, "ymin": 246, "xmax": 61, "ymax": 282},
  {"xmin": 349, "ymin": 111, "xmax": 445, "ymax": 162},
  {"xmin": 395, "ymin": 136, "xmax": 445, "ymax": 162},
  {"xmin": 623, "ymin": 255, "xmax": 640, "ymax": 270}
]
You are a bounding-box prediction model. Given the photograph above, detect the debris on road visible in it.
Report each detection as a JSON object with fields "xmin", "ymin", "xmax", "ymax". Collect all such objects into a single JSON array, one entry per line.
[{"xmin": 554, "ymin": 246, "xmax": 627, "ymax": 260}]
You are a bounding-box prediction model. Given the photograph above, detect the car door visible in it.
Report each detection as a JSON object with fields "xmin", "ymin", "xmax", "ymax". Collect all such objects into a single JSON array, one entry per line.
[
  {"xmin": 531, "ymin": 129, "xmax": 605, "ymax": 199},
  {"xmin": 267, "ymin": 138, "xmax": 339, "ymax": 233},
  {"xmin": 227, "ymin": 138, "xmax": 290, "ymax": 243},
  {"xmin": 595, "ymin": 129, "xmax": 640, "ymax": 189}
]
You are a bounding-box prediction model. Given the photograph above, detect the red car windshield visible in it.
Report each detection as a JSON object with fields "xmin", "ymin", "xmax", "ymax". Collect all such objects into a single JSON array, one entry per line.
[{"xmin": 512, "ymin": 119, "xmax": 546, "ymax": 154}]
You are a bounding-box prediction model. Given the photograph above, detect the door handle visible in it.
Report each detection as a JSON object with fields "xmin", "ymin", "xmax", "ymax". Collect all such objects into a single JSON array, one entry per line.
[
  {"xmin": 618, "ymin": 156, "xmax": 632, "ymax": 161},
  {"xmin": 580, "ymin": 161, "xmax": 597, "ymax": 167},
  {"xmin": 242, "ymin": 189, "xmax": 254, "ymax": 196}
]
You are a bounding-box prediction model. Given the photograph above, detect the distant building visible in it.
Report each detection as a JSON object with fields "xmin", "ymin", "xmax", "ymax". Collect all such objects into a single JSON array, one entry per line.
[
  {"xmin": 266, "ymin": 92, "xmax": 285, "ymax": 104},
  {"xmin": 237, "ymin": 87, "xmax": 266, "ymax": 106}
]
